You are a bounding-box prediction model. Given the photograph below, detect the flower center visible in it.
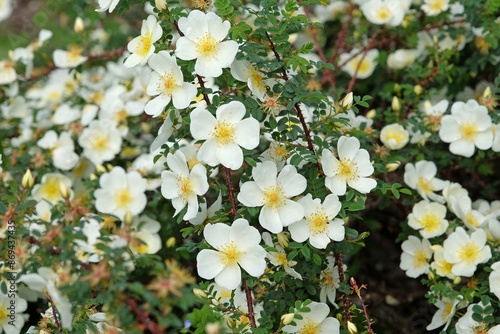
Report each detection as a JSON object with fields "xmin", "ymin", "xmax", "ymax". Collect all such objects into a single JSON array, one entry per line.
[
  {"xmin": 115, "ymin": 188, "xmax": 132, "ymax": 208},
  {"xmin": 375, "ymin": 7, "xmax": 391, "ymax": 21},
  {"xmin": 321, "ymin": 269, "xmax": 336, "ymax": 287},
  {"xmin": 131, "ymin": 239, "xmax": 149, "ymax": 254},
  {"xmin": 92, "ymin": 135, "xmax": 109, "ymax": 152},
  {"xmin": 458, "ymin": 242, "xmax": 480, "ymax": 265},
  {"xmin": 213, "ymin": 121, "xmax": 236, "ymax": 145},
  {"xmin": 196, "ymin": 34, "xmax": 218, "ymax": 57},
  {"xmin": 41, "ymin": 178, "xmax": 62, "ymax": 202},
  {"xmin": 217, "ymin": 241, "xmax": 244, "ymax": 266},
  {"xmin": 430, "ymin": 0, "xmax": 446, "ymax": 11},
  {"xmin": 337, "ymin": 158, "xmax": 358, "ymax": 182},
  {"xmin": 421, "ymin": 212, "xmax": 440, "ymax": 232},
  {"xmin": 136, "ymin": 33, "xmax": 153, "ymax": 56},
  {"xmin": 263, "ymin": 185, "xmax": 285, "ymax": 209},
  {"xmin": 354, "ymin": 58, "xmax": 370, "ymax": 74},
  {"xmin": 178, "ymin": 177, "xmax": 193, "ymax": 200},
  {"xmin": 459, "ymin": 122, "xmax": 478, "ymax": 142},
  {"xmin": 466, "ymin": 212, "xmax": 480, "ymax": 227},
  {"xmin": 162, "ymin": 73, "xmax": 178, "ymax": 95},
  {"xmin": 275, "ymin": 252, "xmax": 290, "ymax": 266},
  {"xmin": 441, "ymin": 301, "xmax": 453, "ymax": 321},
  {"xmin": 298, "ymin": 320, "xmax": 319, "ymax": 334},
  {"xmin": 307, "ymin": 212, "xmax": 329, "ymax": 235},
  {"xmin": 385, "ymin": 131, "xmax": 405, "ymax": 143},
  {"xmin": 417, "ymin": 177, "xmax": 434, "ymax": 194},
  {"xmin": 412, "ymin": 249, "xmax": 428, "ymax": 269}
]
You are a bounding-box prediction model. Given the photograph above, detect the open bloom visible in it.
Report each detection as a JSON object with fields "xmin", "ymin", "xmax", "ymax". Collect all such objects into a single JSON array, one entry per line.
[
  {"xmin": 421, "ymin": 0, "xmax": 449, "ymax": 16},
  {"xmin": 145, "ymin": 51, "xmax": 197, "ymax": 116},
  {"xmin": 404, "ymin": 160, "xmax": 446, "ymax": 202},
  {"xmin": 443, "ymin": 227, "xmax": 491, "ymax": 277},
  {"xmin": 78, "ymin": 119, "xmax": 122, "ymax": 166},
  {"xmin": 380, "ymin": 123, "xmax": 410, "ymax": 150},
  {"xmin": 339, "ymin": 48, "xmax": 379, "ymax": 79},
  {"xmin": 427, "ymin": 296, "xmax": 464, "ymax": 331},
  {"xmin": 430, "ymin": 246, "xmax": 455, "ymax": 280},
  {"xmin": 94, "ymin": 167, "xmax": 148, "ymax": 220},
  {"xmin": 319, "ymin": 257, "xmax": 344, "ymax": 308},
  {"xmin": 190, "ymin": 101, "xmax": 260, "ymax": 170},
  {"xmin": 322, "ymin": 136, "xmax": 377, "ymax": 196},
  {"xmin": 96, "ymin": 0, "xmax": 120, "ymax": 12},
  {"xmin": 124, "ymin": 15, "xmax": 162, "ymax": 67},
  {"xmin": 289, "ymin": 194, "xmax": 345, "ymax": 249},
  {"xmin": 489, "ymin": 261, "xmax": 500, "ymax": 300},
  {"xmin": 53, "ymin": 47, "xmax": 88, "ymax": 68},
  {"xmin": 0, "ymin": 292, "xmax": 28, "ymax": 334},
  {"xmin": 160, "ymin": 151, "xmax": 209, "ymax": 220},
  {"xmin": 400, "ymin": 235, "xmax": 432, "ymax": 278},
  {"xmin": 196, "ymin": 219, "xmax": 266, "ymax": 290},
  {"xmin": 238, "ymin": 161, "xmax": 306, "ymax": 233},
  {"xmin": 408, "ymin": 200, "xmax": 448, "ymax": 238},
  {"xmin": 282, "ymin": 302, "xmax": 340, "ymax": 334},
  {"xmin": 360, "ymin": 0, "xmax": 406, "ymax": 26},
  {"xmin": 439, "ymin": 99, "xmax": 493, "ymax": 157},
  {"xmin": 231, "ymin": 59, "xmax": 273, "ymax": 100},
  {"xmin": 175, "ymin": 10, "xmax": 238, "ymax": 77},
  {"xmin": 32, "ymin": 173, "xmax": 73, "ymax": 204},
  {"xmin": 387, "ymin": 49, "xmax": 420, "ymax": 69},
  {"xmin": 37, "ymin": 130, "xmax": 79, "ymax": 171},
  {"xmin": 262, "ymin": 232, "xmax": 302, "ymax": 280}
]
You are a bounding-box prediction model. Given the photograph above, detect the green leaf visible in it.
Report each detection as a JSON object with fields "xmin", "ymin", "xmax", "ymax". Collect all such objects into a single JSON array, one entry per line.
[{"xmin": 300, "ymin": 246, "xmax": 311, "ymax": 260}]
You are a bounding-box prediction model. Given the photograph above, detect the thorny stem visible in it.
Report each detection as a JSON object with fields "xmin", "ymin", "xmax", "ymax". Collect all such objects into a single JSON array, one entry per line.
[
  {"xmin": 265, "ymin": 31, "xmax": 316, "ymax": 157},
  {"xmin": 346, "ymin": 28, "xmax": 381, "ymax": 94},
  {"xmin": 47, "ymin": 295, "xmax": 63, "ymax": 334},
  {"xmin": 243, "ymin": 277, "xmax": 257, "ymax": 328},
  {"xmin": 350, "ymin": 277, "xmax": 374, "ymax": 334},
  {"xmin": 298, "ymin": 1, "xmax": 335, "ymax": 89},
  {"xmin": 224, "ymin": 167, "xmax": 238, "ymax": 217},
  {"xmin": 125, "ymin": 298, "xmax": 164, "ymax": 334},
  {"xmin": 334, "ymin": 252, "xmax": 352, "ymax": 323}
]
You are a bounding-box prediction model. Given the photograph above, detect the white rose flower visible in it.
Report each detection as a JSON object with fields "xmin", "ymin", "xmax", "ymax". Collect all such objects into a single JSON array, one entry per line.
[
  {"xmin": 196, "ymin": 219, "xmax": 267, "ymax": 290},
  {"xmin": 321, "ymin": 136, "xmax": 377, "ymax": 196},
  {"xmin": 289, "ymin": 194, "xmax": 345, "ymax": 249},
  {"xmin": 238, "ymin": 161, "xmax": 306, "ymax": 233},
  {"xmin": 408, "ymin": 200, "xmax": 448, "ymax": 238},
  {"xmin": 400, "ymin": 235, "xmax": 432, "ymax": 278},
  {"xmin": 160, "ymin": 151, "xmax": 209, "ymax": 220},
  {"xmin": 175, "ymin": 10, "xmax": 239, "ymax": 77},
  {"xmin": 145, "ymin": 51, "xmax": 198, "ymax": 116},
  {"xmin": 190, "ymin": 101, "xmax": 260, "ymax": 170},
  {"xmin": 443, "ymin": 227, "xmax": 491, "ymax": 277},
  {"xmin": 439, "ymin": 99, "xmax": 493, "ymax": 158},
  {"xmin": 380, "ymin": 123, "xmax": 410, "ymax": 150},
  {"xmin": 282, "ymin": 301, "xmax": 340, "ymax": 334},
  {"xmin": 78, "ymin": 119, "xmax": 122, "ymax": 166},
  {"xmin": 124, "ymin": 15, "xmax": 163, "ymax": 67}
]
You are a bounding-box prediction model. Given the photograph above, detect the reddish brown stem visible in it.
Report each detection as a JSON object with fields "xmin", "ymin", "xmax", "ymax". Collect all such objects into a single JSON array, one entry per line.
[
  {"xmin": 298, "ymin": 1, "xmax": 335, "ymax": 89},
  {"xmin": 243, "ymin": 277, "xmax": 257, "ymax": 328},
  {"xmin": 224, "ymin": 167, "xmax": 238, "ymax": 216},
  {"xmin": 334, "ymin": 252, "xmax": 352, "ymax": 323},
  {"xmin": 265, "ymin": 32, "xmax": 316, "ymax": 157},
  {"xmin": 47, "ymin": 295, "xmax": 63, "ymax": 334},
  {"xmin": 350, "ymin": 277, "xmax": 374, "ymax": 334},
  {"xmin": 125, "ymin": 298, "xmax": 164, "ymax": 334},
  {"xmin": 346, "ymin": 28, "xmax": 381, "ymax": 94}
]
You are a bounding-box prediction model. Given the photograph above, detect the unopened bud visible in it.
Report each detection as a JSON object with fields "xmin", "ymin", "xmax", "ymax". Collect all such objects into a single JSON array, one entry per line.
[
  {"xmin": 393, "ymin": 83, "xmax": 401, "ymax": 93},
  {"xmin": 430, "ymin": 245, "xmax": 442, "ymax": 253},
  {"xmin": 74, "ymin": 17, "xmax": 84, "ymax": 33},
  {"xmin": 205, "ymin": 322, "xmax": 220, "ymax": 334},
  {"xmin": 392, "ymin": 96, "xmax": 401, "ymax": 112},
  {"xmin": 193, "ymin": 288, "xmax": 207, "ymax": 299},
  {"xmin": 401, "ymin": 19, "xmax": 409, "ymax": 29},
  {"xmin": 89, "ymin": 173, "xmax": 98, "ymax": 181},
  {"xmin": 155, "ymin": 0, "xmax": 167, "ymax": 10},
  {"xmin": 433, "ymin": 35, "xmax": 438, "ymax": 45},
  {"xmin": 453, "ymin": 277, "xmax": 461, "ymax": 285},
  {"xmin": 277, "ymin": 232, "xmax": 289, "ymax": 248},
  {"xmin": 123, "ymin": 211, "xmax": 133, "ymax": 225},
  {"xmin": 22, "ymin": 169, "xmax": 34, "ymax": 188},
  {"xmin": 483, "ymin": 86, "xmax": 492, "ymax": 98},
  {"xmin": 224, "ymin": 314, "xmax": 235, "ymax": 328},
  {"xmin": 347, "ymin": 321, "xmax": 358, "ymax": 334},
  {"xmin": 166, "ymin": 237, "xmax": 175, "ymax": 248},
  {"xmin": 59, "ymin": 182, "xmax": 71, "ymax": 200},
  {"xmin": 106, "ymin": 163, "xmax": 113, "ymax": 171},
  {"xmin": 341, "ymin": 92, "xmax": 353, "ymax": 110},
  {"xmin": 366, "ymin": 109, "xmax": 376, "ymax": 119},
  {"xmin": 423, "ymin": 100, "xmax": 432, "ymax": 111},
  {"xmin": 428, "ymin": 271, "xmax": 435, "ymax": 281},
  {"xmin": 96, "ymin": 164, "xmax": 107, "ymax": 173},
  {"xmin": 385, "ymin": 161, "xmax": 401, "ymax": 172},
  {"xmin": 281, "ymin": 313, "xmax": 294, "ymax": 325},
  {"xmin": 413, "ymin": 84, "xmax": 423, "ymax": 95}
]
